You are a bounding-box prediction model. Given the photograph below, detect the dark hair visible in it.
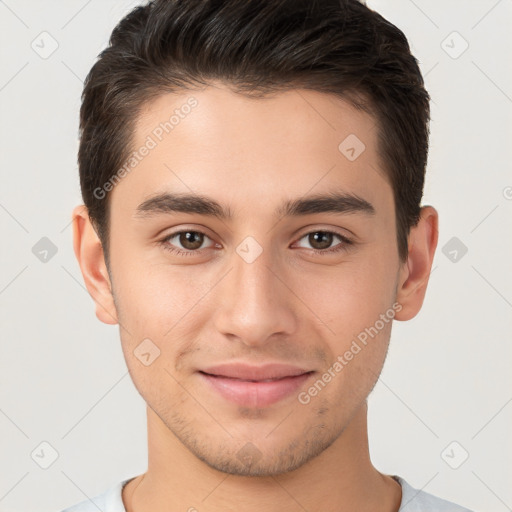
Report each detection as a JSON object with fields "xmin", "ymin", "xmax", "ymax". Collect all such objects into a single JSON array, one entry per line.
[{"xmin": 78, "ymin": 0, "xmax": 430, "ymax": 265}]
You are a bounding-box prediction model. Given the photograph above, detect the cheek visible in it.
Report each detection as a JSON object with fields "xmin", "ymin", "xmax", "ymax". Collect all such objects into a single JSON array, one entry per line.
[
  {"xmin": 112, "ymin": 254, "xmax": 209, "ymax": 335},
  {"xmin": 110, "ymin": 260, "xmax": 209, "ymax": 388},
  {"xmin": 121, "ymin": 341, "xmax": 191, "ymax": 420},
  {"xmin": 293, "ymin": 251, "xmax": 398, "ymax": 392},
  {"xmin": 296, "ymin": 258, "xmax": 398, "ymax": 335}
]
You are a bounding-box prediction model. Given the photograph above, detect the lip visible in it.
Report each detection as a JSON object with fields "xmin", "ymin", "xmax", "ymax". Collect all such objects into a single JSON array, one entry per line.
[
  {"xmin": 201, "ymin": 363, "xmax": 311, "ymax": 380},
  {"xmin": 198, "ymin": 363, "xmax": 315, "ymax": 407}
]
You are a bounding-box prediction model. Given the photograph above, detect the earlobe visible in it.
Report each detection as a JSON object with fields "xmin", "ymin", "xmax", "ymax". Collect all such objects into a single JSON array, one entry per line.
[
  {"xmin": 71, "ymin": 205, "xmax": 118, "ymax": 325},
  {"xmin": 395, "ymin": 206, "xmax": 439, "ymax": 321}
]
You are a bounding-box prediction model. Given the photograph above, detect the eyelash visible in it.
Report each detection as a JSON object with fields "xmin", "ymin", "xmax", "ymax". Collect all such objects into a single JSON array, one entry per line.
[{"xmin": 158, "ymin": 229, "xmax": 353, "ymax": 257}]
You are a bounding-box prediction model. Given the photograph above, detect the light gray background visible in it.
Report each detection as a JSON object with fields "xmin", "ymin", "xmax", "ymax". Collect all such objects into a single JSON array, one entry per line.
[{"xmin": 0, "ymin": 1, "xmax": 511, "ymax": 511}]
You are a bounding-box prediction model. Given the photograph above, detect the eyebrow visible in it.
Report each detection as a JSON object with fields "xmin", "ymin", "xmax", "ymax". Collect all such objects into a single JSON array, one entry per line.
[{"xmin": 134, "ymin": 191, "xmax": 375, "ymax": 220}]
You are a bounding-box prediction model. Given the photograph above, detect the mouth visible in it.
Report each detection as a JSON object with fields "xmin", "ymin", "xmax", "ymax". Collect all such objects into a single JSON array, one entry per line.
[{"xmin": 197, "ymin": 363, "xmax": 315, "ymax": 407}]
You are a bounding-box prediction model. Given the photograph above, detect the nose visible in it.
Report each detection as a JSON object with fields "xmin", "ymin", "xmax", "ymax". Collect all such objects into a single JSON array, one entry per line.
[{"xmin": 212, "ymin": 242, "xmax": 298, "ymax": 348}]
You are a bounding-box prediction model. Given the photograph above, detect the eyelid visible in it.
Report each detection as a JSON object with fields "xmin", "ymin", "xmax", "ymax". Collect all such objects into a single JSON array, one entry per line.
[
  {"xmin": 161, "ymin": 225, "xmax": 353, "ymax": 244},
  {"xmin": 159, "ymin": 225, "xmax": 355, "ymax": 257},
  {"xmin": 161, "ymin": 229, "xmax": 217, "ymax": 249},
  {"xmin": 291, "ymin": 230, "xmax": 354, "ymax": 254},
  {"xmin": 294, "ymin": 223, "xmax": 356, "ymax": 240},
  {"xmin": 294, "ymin": 230, "xmax": 351, "ymax": 244}
]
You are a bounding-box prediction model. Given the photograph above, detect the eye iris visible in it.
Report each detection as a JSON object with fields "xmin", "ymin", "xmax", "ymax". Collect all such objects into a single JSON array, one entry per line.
[
  {"xmin": 309, "ymin": 231, "xmax": 333, "ymax": 250},
  {"xmin": 180, "ymin": 231, "xmax": 203, "ymax": 250}
]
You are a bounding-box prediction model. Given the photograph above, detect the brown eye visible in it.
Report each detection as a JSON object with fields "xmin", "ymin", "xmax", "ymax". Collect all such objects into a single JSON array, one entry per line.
[
  {"xmin": 308, "ymin": 231, "xmax": 334, "ymax": 250},
  {"xmin": 294, "ymin": 230, "xmax": 353, "ymax": 255},
  {"xmin": 160, "ymin": 230, "xmax": 215, "ymax": 256},
  {"xmin": 178, "ymin": 231, "xmax": 204, "ymax": 250}
]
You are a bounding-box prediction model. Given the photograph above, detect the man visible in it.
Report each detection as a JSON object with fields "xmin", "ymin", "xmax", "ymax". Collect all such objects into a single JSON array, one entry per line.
[{"xmin": 62, "ymin": 0, "xmax": 474, "ymax": 510}]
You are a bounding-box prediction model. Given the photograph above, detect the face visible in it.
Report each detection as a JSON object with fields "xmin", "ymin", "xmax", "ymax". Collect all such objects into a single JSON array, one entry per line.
[{"xmin": 103, "ymin": 82, "xmax": 406, "ymax": 476}]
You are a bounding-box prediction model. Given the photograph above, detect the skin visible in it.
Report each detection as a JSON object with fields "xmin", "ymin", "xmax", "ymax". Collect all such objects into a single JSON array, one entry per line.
[{"xmin": 72, "ymin": 82, "xmax": 438, "ymax": 512}]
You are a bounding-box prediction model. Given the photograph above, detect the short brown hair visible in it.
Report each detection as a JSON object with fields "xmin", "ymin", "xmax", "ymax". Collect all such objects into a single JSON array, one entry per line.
[{"xmin": 78, "ymin": 0, "xmax": 430, "ymax": 264}]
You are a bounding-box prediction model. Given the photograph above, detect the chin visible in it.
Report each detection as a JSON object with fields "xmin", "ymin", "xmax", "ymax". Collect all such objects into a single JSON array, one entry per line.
[{"xmin": 174, "ymin": 422, "xmax": 339, "ymax": 477}]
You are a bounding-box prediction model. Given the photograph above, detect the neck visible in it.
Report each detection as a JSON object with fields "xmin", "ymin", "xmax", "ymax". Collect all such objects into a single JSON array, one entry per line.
[{"xmin": 124, "ymin": 401, "xmax": 401, "ymax": 512}]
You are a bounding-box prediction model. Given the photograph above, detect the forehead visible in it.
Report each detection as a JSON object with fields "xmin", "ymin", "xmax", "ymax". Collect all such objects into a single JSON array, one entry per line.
[{"xmin": 110, "ymin": 82, "xmax": 391, "ymax": 218}]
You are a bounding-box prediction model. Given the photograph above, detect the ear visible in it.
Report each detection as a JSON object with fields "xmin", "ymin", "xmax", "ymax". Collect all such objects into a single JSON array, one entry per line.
[
  {"xmin": 72, "ymin": 205, "xmax": 118, "ymax": 325},
  {"xmin": 395, "ymin": 206, "xmax": 439, "ymax": 321}
]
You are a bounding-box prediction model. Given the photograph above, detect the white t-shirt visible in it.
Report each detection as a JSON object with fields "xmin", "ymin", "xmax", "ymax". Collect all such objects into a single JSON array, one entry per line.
[{"xmin": 59, "ymin": 475, "xmax": 474, "ymax": 511}]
